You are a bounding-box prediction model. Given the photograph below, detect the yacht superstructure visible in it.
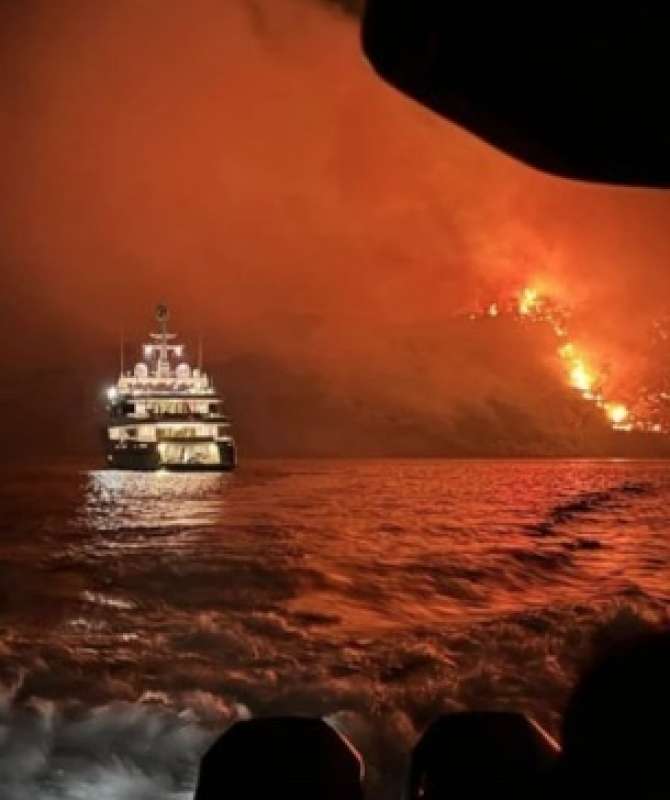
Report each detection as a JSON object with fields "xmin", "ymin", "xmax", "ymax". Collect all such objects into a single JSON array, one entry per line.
[{"xmin": 104, "ymin": 305, "xmax": 237, "ymax": 470}]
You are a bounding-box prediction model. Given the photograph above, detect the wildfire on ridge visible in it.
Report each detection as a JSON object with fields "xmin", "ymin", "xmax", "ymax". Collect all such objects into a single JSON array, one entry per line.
[
  {"xmin": 470, "ymin": 286, "xmax": 635, "ymax": 432},
  {"xmin": 517, "ymin": 286, "xmax": 634, "ymax": 430}
]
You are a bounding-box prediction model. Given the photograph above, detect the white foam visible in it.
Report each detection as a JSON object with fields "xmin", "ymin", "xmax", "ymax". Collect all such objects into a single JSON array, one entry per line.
[{"xmin": 0, "ymin": 687, "xmax": 251, "ymax": 800}]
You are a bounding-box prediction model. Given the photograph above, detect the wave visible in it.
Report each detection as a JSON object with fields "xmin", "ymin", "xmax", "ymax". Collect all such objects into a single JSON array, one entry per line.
[{"xmin": 527, "ymin": 481, "xmax": 653, "ymax": 536}]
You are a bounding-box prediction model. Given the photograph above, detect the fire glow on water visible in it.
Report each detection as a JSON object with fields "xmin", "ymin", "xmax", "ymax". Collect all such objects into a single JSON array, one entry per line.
[{"xmin": 480, "ymin": 286, "xmax": 634, "ymax": 432}]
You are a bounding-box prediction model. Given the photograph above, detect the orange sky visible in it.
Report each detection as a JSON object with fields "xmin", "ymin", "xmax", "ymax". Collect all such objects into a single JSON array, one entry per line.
[{"xmin": 2, "ymin": 0, "xmax": 670, "ymax": 456}]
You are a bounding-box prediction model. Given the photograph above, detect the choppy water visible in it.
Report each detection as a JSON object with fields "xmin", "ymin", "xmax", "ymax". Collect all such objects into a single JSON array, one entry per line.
[{"xmin": 1, "ymin": 459, "xmax": 669, "ymax": 798}]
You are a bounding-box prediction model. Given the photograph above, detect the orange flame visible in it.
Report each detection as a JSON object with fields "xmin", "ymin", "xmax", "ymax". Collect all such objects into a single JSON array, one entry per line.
[
  {"xmin": 604, "ymin": 402, "xmax": 629, "ymax": 426},
  {"xmin": 558, "ymin": 342, "xmax": 575, "ymax": 360},
  {"xmin": 568, "ymin": 360, "xmax": 595, "ymax": 395}
]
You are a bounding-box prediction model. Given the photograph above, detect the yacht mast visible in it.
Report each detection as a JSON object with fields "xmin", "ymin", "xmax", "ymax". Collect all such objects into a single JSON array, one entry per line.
[{"xmin": 151, "ymin": 303, "xmax": 176, "ymax": 377}]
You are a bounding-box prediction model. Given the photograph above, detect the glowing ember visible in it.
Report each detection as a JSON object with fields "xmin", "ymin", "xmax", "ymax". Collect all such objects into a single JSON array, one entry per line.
[
  {"xmin": 518, "ymin": 287, "xmax": 539, "ymax": 316},
  {"xmin": 605, "ymin": 402, "xmax": 629, "ymax": 426},
  {"xmin": 558, "ymin": 342, "xmax": 576, "ymax": 360},
  {"xmin": 568, "ymin": 360, "xmax": 595, "ymax": 395}
]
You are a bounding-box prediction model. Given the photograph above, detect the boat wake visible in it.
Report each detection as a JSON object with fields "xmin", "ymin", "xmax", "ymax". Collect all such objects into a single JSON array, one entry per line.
[
  {"xmin": 527, "ymin": 481, "xmax": 653, "ymax": 536},
  {"xmin": 1, "ymin": 596, "xmax": 666, "ymax": 799}
]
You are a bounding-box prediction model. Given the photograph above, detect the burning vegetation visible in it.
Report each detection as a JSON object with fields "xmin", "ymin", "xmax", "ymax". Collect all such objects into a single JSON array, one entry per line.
[{"xmin": 468, "ymin": 286, "xmax": 670, "ymax": 435}]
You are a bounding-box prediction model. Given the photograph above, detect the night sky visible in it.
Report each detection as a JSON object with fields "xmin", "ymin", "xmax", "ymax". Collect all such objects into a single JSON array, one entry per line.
[{"xmin": 2, "ymin": 0, "xmax": 670, "ymax": 460}]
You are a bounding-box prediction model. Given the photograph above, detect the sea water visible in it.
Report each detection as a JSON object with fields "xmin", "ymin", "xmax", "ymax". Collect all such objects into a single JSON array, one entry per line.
[{"xmin": 1, "ymin": 459, "xmax": 669, "ymax": 798}]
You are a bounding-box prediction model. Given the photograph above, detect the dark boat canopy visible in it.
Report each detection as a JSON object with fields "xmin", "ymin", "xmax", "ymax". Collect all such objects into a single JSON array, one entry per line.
[{"xmin": 362, "ymin": 3, "xmax": 670, "ymax": 187}]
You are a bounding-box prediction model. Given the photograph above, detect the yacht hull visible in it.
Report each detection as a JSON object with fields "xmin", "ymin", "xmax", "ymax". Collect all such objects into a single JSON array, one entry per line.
[{"xmin": 105, "ymin": 440, "xmax": 237, "ymax": 471}]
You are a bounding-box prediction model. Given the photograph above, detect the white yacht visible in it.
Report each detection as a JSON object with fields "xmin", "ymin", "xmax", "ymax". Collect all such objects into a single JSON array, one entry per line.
[{"xmin": 104, "ymin": 305, "xmax": 237, "ymax": 470}]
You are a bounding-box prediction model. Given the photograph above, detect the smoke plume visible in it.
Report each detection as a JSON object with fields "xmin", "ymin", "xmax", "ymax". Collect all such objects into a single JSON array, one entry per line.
[{"xmin": 2, "ymin": 0, "xmax": 670, "ymax": 458}]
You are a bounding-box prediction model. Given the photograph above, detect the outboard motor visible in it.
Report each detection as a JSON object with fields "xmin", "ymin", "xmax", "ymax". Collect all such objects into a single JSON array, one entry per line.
[
  {"xmin": 407, "ymin": 711, "xmax": 558, "ymax": 799},
  {"xmin": 194, "ymin": 716, "xmax": 365, "ymax": 800}
]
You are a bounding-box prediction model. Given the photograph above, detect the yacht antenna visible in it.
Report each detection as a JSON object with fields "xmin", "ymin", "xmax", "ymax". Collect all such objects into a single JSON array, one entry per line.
[
  {"xmin": 198, "ymin": 333, "xmax": 203, "ymax": 371},
  {"xmin": 156, "ymin": 303, "xmax": 169, "ymax": 371}
]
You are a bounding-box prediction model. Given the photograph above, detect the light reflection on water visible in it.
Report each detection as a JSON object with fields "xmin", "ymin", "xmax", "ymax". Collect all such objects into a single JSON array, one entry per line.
[{"xmin": 82, "ymin": 469, "xmax": 232, "ymax": 530}]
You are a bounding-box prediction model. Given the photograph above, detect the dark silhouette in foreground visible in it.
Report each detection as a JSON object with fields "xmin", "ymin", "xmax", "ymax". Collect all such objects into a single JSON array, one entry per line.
[
  {"xmin": 362, "ymin": 3, "xmax": 670, "ymax": 187},
  {"xmin": 195, "ymin": 632, "xmax": 670, "ymax": 798},
  {"xmin": 557, "ymin": 632, "xmax": 670, "ymax": 798},
  {"xmin": 194, "ymin": 716, "xmax": 364, "ymax": 800},
  {"xmin": 408, "ymin": 711, "xmax": 558, "ymax": 799}
]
